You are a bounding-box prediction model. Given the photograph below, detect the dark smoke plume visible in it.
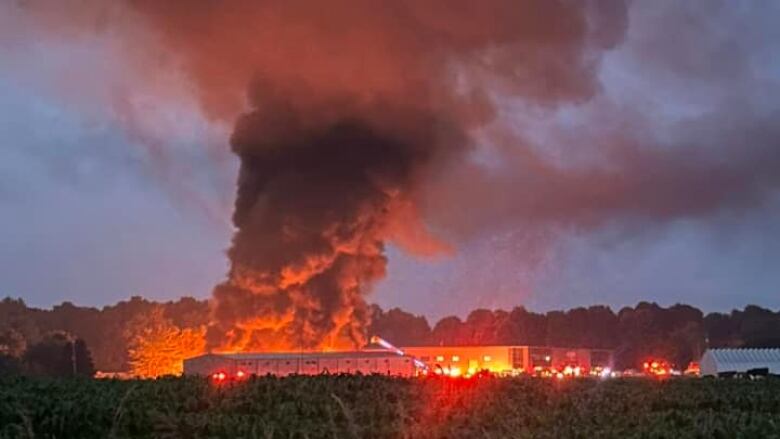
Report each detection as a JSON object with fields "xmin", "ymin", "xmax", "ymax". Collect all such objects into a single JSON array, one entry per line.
[
  {"xmin": 150, "ymin": 0, "xmax": 626, "ymax": 351},
  {"xmin": 424, "ymin": 0, "xmax": 780, "ymax": 239},
  {"xmin": 14, "ymin": 0, "xmax": 629, "ymax": 350},
  {"xmin": 209, "ymin": 94, "xmax": 468, "ymax": 350}
]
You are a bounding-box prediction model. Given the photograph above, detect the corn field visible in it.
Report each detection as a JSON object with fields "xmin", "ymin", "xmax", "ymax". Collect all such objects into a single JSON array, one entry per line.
[{"xmin": 1, "ymin": 375, "xmax": 779, "ymax": 438}]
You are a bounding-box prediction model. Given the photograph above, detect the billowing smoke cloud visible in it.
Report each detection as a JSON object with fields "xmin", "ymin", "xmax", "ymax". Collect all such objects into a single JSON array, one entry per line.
[
  {"xmin": 11, "ymin": 1, "xmax": 780, "ymax": 333},
  {"xmin": 13, "ymin": 0, "xmax": 632, "ymax": 348},
  {"xmin": 424, "ymin": 0, "xmax": 780, "ymax": 239},
  {"xmin": 112, "ymin": 0, "xmax": 626, "ymax": 350},
  {"xmin": 209, "ymin": 96, "xmax": 468, "ymax": 350}
]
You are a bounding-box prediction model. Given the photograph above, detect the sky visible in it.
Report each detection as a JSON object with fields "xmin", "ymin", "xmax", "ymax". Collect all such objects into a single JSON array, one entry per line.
[{"xmin": 1, "ymin": 1, "xmax": 779, "ymax": 322}]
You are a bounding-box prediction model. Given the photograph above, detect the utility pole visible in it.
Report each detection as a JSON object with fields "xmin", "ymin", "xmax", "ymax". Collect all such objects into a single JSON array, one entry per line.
[
  {"xmin": 72, "ymin": 339, "xmax": 77, "ymax": 376},
  {"xmin": 66, "ymin": 334, "xmax": 77, "ymax": 376}
]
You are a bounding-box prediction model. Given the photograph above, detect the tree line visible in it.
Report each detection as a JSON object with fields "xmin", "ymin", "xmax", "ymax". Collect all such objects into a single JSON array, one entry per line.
[
  {"xmin": 370, "ymin": 303, "xmax": 780, "ymax": 369},
  {"xmin": 0, "ymin": 329, "xmax": 94, "ymax": 377},
  {"xmin": 1, "ymin": 295, "xmax": 779, "ymax": 375}
]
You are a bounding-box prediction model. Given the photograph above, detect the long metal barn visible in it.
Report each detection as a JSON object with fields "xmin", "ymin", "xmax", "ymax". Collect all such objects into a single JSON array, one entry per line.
[
  {"xmin": 401, "ymin": 345, "xmax": 614, "ymax": 376},
  {"xmin": 184, "ymin": 351, "xmax": 420, "ymax": 378}
]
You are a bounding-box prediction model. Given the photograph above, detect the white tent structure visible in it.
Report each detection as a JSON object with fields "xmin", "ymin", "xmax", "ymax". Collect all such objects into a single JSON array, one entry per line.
[{"xmin": 700, "ymin": 348, "xmax": 780, "ymax": 376}]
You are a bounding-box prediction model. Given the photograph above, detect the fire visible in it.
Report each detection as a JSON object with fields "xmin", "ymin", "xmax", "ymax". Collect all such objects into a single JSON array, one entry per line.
[
  {"xmin": 684, "ymin": 362, "xmax": 700, "ymax": 376},
  {"xmin": 126, "ymin": 308, "xmax": 206, "ymax": 378},
  {"xmin": 643, "ymin": 359, "xmax": 671, "ymax": 378}
]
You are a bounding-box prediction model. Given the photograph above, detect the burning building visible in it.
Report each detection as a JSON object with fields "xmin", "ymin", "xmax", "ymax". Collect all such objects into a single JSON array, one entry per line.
[
  {"xmin": 184, "ymin": 335, "xmax": 423, "ymax": 378},
  {"xmin": 401, "ymin": 345, "xmax": 613, "ymax": 377},
  {"xmin": 183, "ymin": 338, "xmax": 612, "ymax": 379},
  {"xmin": 184, "ymin": 351, "xmax": 421, "ymax": 379}
]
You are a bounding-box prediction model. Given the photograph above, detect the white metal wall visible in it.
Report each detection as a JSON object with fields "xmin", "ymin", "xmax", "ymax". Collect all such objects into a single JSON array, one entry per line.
[{"xmin": 183, "ymin": 354, "xmax": 417, "ymax": 377}]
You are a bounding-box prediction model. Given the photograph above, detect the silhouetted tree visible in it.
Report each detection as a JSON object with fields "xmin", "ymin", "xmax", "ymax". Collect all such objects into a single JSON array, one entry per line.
[
  {"xmin": 368, "ymin": 306, "xmax": 432, "ymax": 346},
  {"xmin": 23, "ymin": 332, "xmax": 95, "ymax": 377},
  {"xmin": 0, "ymin": 354, "xmax": 21, "ymax": 375},
  {"xmin": 508, "ymin": 307, "xmax": 547, "ymax": 345},
  {"xmin": 431, "ymin": 316, "xmax": 465, "ymax": 345},
  {"xmin": 739, "ymin": 306, "xmax": 780, "ymax": 347},
  {"xmin": 581, "ymin": 306, "xmax": 620, "ymax": 349},
  {"xmin": 463, "ymin": 309, "xmax": 499, "ymax": 345},
  {"xmin": 704, "ymin": 312, "xmax": 739, "ymax": 348},
  {"xmin": 164, "ymin": 296, "xmax": 211, "ymax": 329},
  {"xmin": 0, "ymin": 298, "xmax": 42, "ymax": 346}
]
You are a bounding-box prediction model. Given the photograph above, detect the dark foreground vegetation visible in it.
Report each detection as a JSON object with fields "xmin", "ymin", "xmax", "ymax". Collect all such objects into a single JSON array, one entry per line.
[{"xmin": 1, "ymin": 375, "xmax": 779, "ymax": 438}]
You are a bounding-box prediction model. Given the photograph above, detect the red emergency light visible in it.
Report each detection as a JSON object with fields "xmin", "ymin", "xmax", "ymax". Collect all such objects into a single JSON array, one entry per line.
[{"xmin": 211, "ymin": 371, "xmax": 227, "ymax": 382}]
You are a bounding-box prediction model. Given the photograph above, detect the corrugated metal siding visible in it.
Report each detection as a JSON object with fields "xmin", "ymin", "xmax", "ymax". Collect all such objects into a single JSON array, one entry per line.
[{"xmin": 183, "ymin": 351, "xmax": 418, "ymax": 377}]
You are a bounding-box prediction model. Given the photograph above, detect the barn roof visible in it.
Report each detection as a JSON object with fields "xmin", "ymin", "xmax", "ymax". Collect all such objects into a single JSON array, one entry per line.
[
  {"xmin": 700, "ymin": 348, "xmax": 780, "ymax": 375},
  {"xmin": 707, "ymin": 348, "xmax": 780, "ymax": 364},
  {"xmin": 188, "ymin": 350, "xmax": 410, "ymax": 361}
]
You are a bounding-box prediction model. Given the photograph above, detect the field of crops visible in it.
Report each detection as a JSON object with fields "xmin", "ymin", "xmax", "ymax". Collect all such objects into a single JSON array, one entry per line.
[{"xmin": 1, "ymin": 375, "xmax": 779, "ymax": 438}]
